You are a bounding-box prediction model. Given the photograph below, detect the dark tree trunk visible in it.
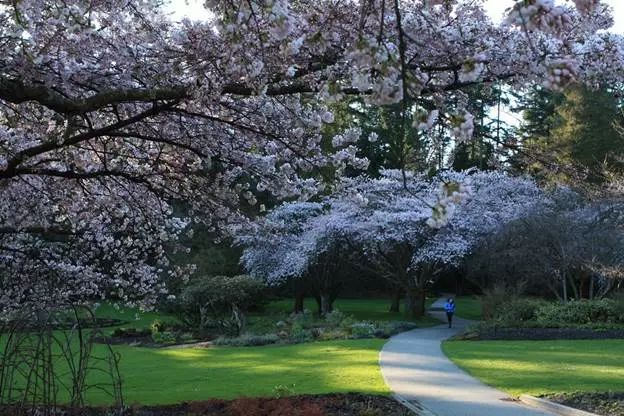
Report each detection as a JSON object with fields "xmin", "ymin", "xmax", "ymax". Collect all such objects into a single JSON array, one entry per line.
[
  {"xmin": 314, "ymin": 295, "xmax": 322, "ymax": 316},
  {"xmin": 405, "ymin": 287, "xmax": 425, "ymax": 318},
  {"xmin": 455, "ymin": 274, "xmax": 464, "ymax": 297},
  {"xmin": 580, "ymin": 271, "xmax": 590, "ymax": 299},
  {"xmin": 389, "ymin": 289, "xmax": 402, "ymax": 313},
  {"xmin": 328, "ymin": 292, "xmax": 338, "ymax": 313},
  {"xmin": 293, "ymin": 292, "xmax": 305, "ymax": 314},
  {"xmin": 319, "ymin": 293, "xmax": 332, "ymax": 317}
]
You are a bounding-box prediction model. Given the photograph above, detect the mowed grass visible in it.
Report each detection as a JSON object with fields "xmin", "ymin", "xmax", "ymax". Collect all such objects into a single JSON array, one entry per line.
[
  {"xmin": 453, "ymin": 296, "xmax": 482, "ymax": 320},
  {"xmin": 443, "ymin": 339, "xmax": 624, "ymax": 396},
  {"xmin": 264, "ymin": 297, "xmax": 438, "ymax": 324},
  {"xmin": 78, "ymin": 339, "xmax": 388, "ymax": 405}
]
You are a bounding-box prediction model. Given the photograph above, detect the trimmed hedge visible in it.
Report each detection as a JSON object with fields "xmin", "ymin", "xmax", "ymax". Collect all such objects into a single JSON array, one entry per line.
[
  {"xmin": 485, "ymin": 297, "xmax": 624, "ymax": 328},
  {"xmin": 536, "ymin": 299, "xmax": 624, "ymax": 326}
]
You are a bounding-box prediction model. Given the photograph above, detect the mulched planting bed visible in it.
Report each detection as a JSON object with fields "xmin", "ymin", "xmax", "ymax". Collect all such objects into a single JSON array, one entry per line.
[
  {"xmin": 544, "ymin": 392, "xmax": 624, "ymax": 416},
  {"xmin": 93, "ymin": 335, "xmax": 207, "ymax": 348},
  {"xmin": 1, "ymin": 393, "xmax": 412, "ymax": 416},
  {"xmin": 463, "ymin": 327, "xmax": 624, "ymax": 341}
]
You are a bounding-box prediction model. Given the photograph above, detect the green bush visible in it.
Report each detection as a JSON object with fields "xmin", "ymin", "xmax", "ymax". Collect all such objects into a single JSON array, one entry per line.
[
  {"xmin": 272, "ymin": 383, "xmax": 296, "ymax": 399},
  {"xmin": 317, "ymin": 328, "xmax": 349, "ymax": 341},
  {"xmin": 290, "ymin": 310, "xmax": 314, "ymax": 327},
  {"xmin": 325, "ymin": 309, "xmax": 348, "ymax": 326},
  {"xmin": 150, "ymin": 319, "xmax": 166, "ymax": 334},
  {"xmin": 290, "ymin": 326, "xmax": 314, "ymax": 343},
  {"xmin": 376, "ymin": 321, "xmax": 419, "ymax": 337},
  {"xmin": 536, "ymin": 299, "xmax": 622, "ymax": 326},
  {"xmin": 111, "ymin": 327, "xmax": 150, "ymax": 338},
  {"xmin": 609, "ymin": 292, "xmax": 624, "ymax": 321},
  {"xmin": 174, "ymin": 275, "xmax": 265, "ymax": 336},
  {"xmin": 496, "ymin": 298, "xmax": 550, "ymax": 324},
  {"xmin": 350, "ymin": 323, "xmax": 376, "ymax": 339},
  {"xmin": 151, "ymin": 331, "xmax": 177, "ymax": 344},
  {"xmin": 179, "ymin": 332, "xmax": 195, "ymax": 343},
  {"xmin": 213, "ymin": 333, "xmax": 280, "ymax": 347},
  {"xmin": 481, "ymin": 287, "xmax": 511, "ymax": 321}
]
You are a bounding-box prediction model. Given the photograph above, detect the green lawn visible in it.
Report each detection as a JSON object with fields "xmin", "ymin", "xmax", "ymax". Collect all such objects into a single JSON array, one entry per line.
[
  {"xmin": 33, "ymin": 298, "xmax": 429, "ymax": 406},
  {"xmin": 264, "ymin": 297, "xmax": 438, "ymax": 323},
  {"xmin": 77, "ymin": 339, "xmax": 388, "ymax": 405},
  {"xmin": 443, "ymin": 339, "xmax": 624, "ymax": 396},
  {"xmin": 453, "ymin": 296, "xmax": 482, "ymax": 320}
]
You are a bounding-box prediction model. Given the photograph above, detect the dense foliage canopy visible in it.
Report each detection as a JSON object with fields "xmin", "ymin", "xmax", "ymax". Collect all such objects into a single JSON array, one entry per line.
[{"xmin": 1, "ymin": 0, "xmax": 621, "ymax": 313}]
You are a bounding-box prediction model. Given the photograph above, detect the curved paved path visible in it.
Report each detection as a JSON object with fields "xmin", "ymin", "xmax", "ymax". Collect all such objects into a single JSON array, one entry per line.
[{"xmin": 380, "ymin": 297, "xmax": 554, "ymax": 416}]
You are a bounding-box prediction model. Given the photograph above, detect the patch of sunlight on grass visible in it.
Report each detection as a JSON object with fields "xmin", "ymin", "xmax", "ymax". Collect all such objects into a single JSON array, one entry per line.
[
  {"xmin": 78, "ymin": 339, "xmax": 389, "ymax": 405},
  {"xmin": 443, "ymin": 339, "xmax": 624, "ymax": 396}
]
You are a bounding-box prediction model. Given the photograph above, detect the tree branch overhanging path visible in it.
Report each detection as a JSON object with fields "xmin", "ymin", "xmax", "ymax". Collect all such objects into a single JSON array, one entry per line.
[{"xmin": 379, "ymin": 297, "xmax": 556, "ymax": 416}]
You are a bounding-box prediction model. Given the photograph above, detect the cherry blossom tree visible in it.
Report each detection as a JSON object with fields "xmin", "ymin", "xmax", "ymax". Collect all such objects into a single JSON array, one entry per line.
[
  {"xmin": 1, "ymin": 0, "xmax": 621, "ymax": 315},
  {"xmin": 238, "ymin": 169, "xmax": 544, "ymax": 317},
  {"xmin": 467, "ymin": 190, "xmax": 624, "ymax": 300}
]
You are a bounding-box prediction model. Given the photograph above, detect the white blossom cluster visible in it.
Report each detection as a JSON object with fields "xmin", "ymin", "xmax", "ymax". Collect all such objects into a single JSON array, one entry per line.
[
  {"xmin": 504, "ymin": 0, "xmax": 573, "ymax": 35},
  {"xmin": 458, "ymin": 53, "xmax": 487, "ymax": 83},
  {"xmin": 542, "ymin": 56, "xmax": 579, "ymax": 91},
  {"xmin": 414, "ymin": 109, "xmax": 440, "ymax": 132},
  {"xmin": 450, "ymin": 112, "xmax": 475, "ymax": 142},
  {"xmin": 238, "ymin": 170, "xmax": 545, "ymax": 284},
  {"xmin": 0, "ymin": 0, "xmax": 619, "ymax": 313}
]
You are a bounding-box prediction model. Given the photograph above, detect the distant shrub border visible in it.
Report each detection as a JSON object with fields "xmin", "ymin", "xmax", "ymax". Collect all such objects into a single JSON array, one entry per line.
[
  {"xmin": 463, "ymin": 326, "xmax": 624, "ymax": 341},
  {"xmin": 213, "ymin": 318, "xmax": 420, "ymax": 347},
  {"xmin": 462, "ymin": 297, "xmax": 624, "ymax": 340}
]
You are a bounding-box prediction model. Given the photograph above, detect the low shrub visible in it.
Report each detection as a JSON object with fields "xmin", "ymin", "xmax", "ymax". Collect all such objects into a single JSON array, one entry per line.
[
  {"xmin": 376, "ymin": 321, "xmax": 419, "ymax": 338},
  {"xmin": 150, "ymin": 319, "xmax": 167, "ymax": 334},
  {"xmin": 272, "ymin": 384, "xmax": 296, "ymax": 399},
  {"xmin": 290, "ymin": 310, "xmax": 314, "ymax": 328},
  {"xmin": 495, "ymin": 298, "xmax": 550, "ymax": 324},
  {"xmin": 536, "ymin": 299, "xmax": 623, "ymax": 326},
  {"xmin": 350, "ymin": 323, "xmax": 376, "ymax": 339},
  {"xmin": 481, "ymin": 297, "xmax": 624, "ymax": 329},
  {"xmin": 110, "ymin": 326, "xmax": 150, "ymax": 338},
  {"xmin": 213, "ymin": 333, "xmax": 280, "ymax": 347},
  {"xmin": 609, "ymin": 292, "xmax": 624, "ymax": 321},
  {"xmin": 317, "ymin": 329, "xmax": 349, "ymax": 341},
  {"xmin": 290, "ymin": 327, "xmax": 314, "ymax": 343},
  {"xmin": 325, "ymin": 309, "xmax": 348, "ymax": 326},
  {"xmin": 179, "ymin": 332, "xmax": 195, "ymax": 343},
  {"xmin": 151, "ymin": 330, "xmax": 177, "ymax": 344},
  {"xmin": 481, "ymin": 286, "xmax": 512, "ymax": 321},
  {"xmin": 173, "ymin": 275, "xmax": 266, "ymax": 336}
]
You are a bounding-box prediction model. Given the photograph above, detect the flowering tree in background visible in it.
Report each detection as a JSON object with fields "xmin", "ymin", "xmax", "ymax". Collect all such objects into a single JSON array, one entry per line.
[
  {"xmin": 1, "ymin": 0, "xmax": 621, "ymax": 315},
  {"xmin": 467, "ymin": 190, "xmax": 624, "ymax": 300},
  {"xmin": 238, "ymin": 169, "xmax": 544, "ymax": 317}
]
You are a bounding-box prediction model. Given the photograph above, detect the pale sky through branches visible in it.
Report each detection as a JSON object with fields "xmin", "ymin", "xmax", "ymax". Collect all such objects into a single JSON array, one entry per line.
[
  {"xmin": 485, "ymin": 0, "xmax": 624, "ymax": 32},
  {"xmin": 165, "ymin": 0, "xmax": 624, "ymax": 129},
  {"xmin": 167, "ymin": 0, "xmax": 624, "ymax": 33}
]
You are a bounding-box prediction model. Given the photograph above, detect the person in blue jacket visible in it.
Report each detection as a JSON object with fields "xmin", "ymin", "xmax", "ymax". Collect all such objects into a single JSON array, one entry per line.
[{"xmin": 444, "ymin": 298, "xmax": 456, "ymax": 328}]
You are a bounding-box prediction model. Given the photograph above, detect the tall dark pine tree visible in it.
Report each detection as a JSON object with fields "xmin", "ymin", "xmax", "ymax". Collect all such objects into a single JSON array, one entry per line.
[
  {"xmin": 514, "ymin": 84, "xmax": 624, "ymax": 184},
  {"xmin": 452, "ymin": 85, "xmax": 508, "ymax": 171}
]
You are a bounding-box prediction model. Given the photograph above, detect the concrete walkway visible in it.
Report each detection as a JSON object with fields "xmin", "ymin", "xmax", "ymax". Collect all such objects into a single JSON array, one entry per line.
[{"xmin": 380, "ymin": 297, "xmax": 555, "ymax": 416}]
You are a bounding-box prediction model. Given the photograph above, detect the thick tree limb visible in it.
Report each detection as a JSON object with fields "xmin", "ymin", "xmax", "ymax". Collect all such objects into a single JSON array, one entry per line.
[{"xmin": 0, "ymin": 77, "xmax": 188, "ymax": 115}]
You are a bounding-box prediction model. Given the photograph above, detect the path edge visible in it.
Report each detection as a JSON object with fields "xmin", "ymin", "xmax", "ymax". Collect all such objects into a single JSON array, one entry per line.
[
  {"xmin": 378, "ymin": 335, "xmax": 439, "ymax": 416},
  {"xmin": 519, "ymin": 395, "xmax": 600, "ymax": 416},
  {"xmin": 392, "ymin": 393, "xmax": 439, "ymax": 416}
]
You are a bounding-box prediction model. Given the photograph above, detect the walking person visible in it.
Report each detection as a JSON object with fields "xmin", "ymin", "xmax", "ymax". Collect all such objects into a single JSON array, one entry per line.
[{"xmin": 444, "ymin": 298, "xmax": 456, "ymax": 328}]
